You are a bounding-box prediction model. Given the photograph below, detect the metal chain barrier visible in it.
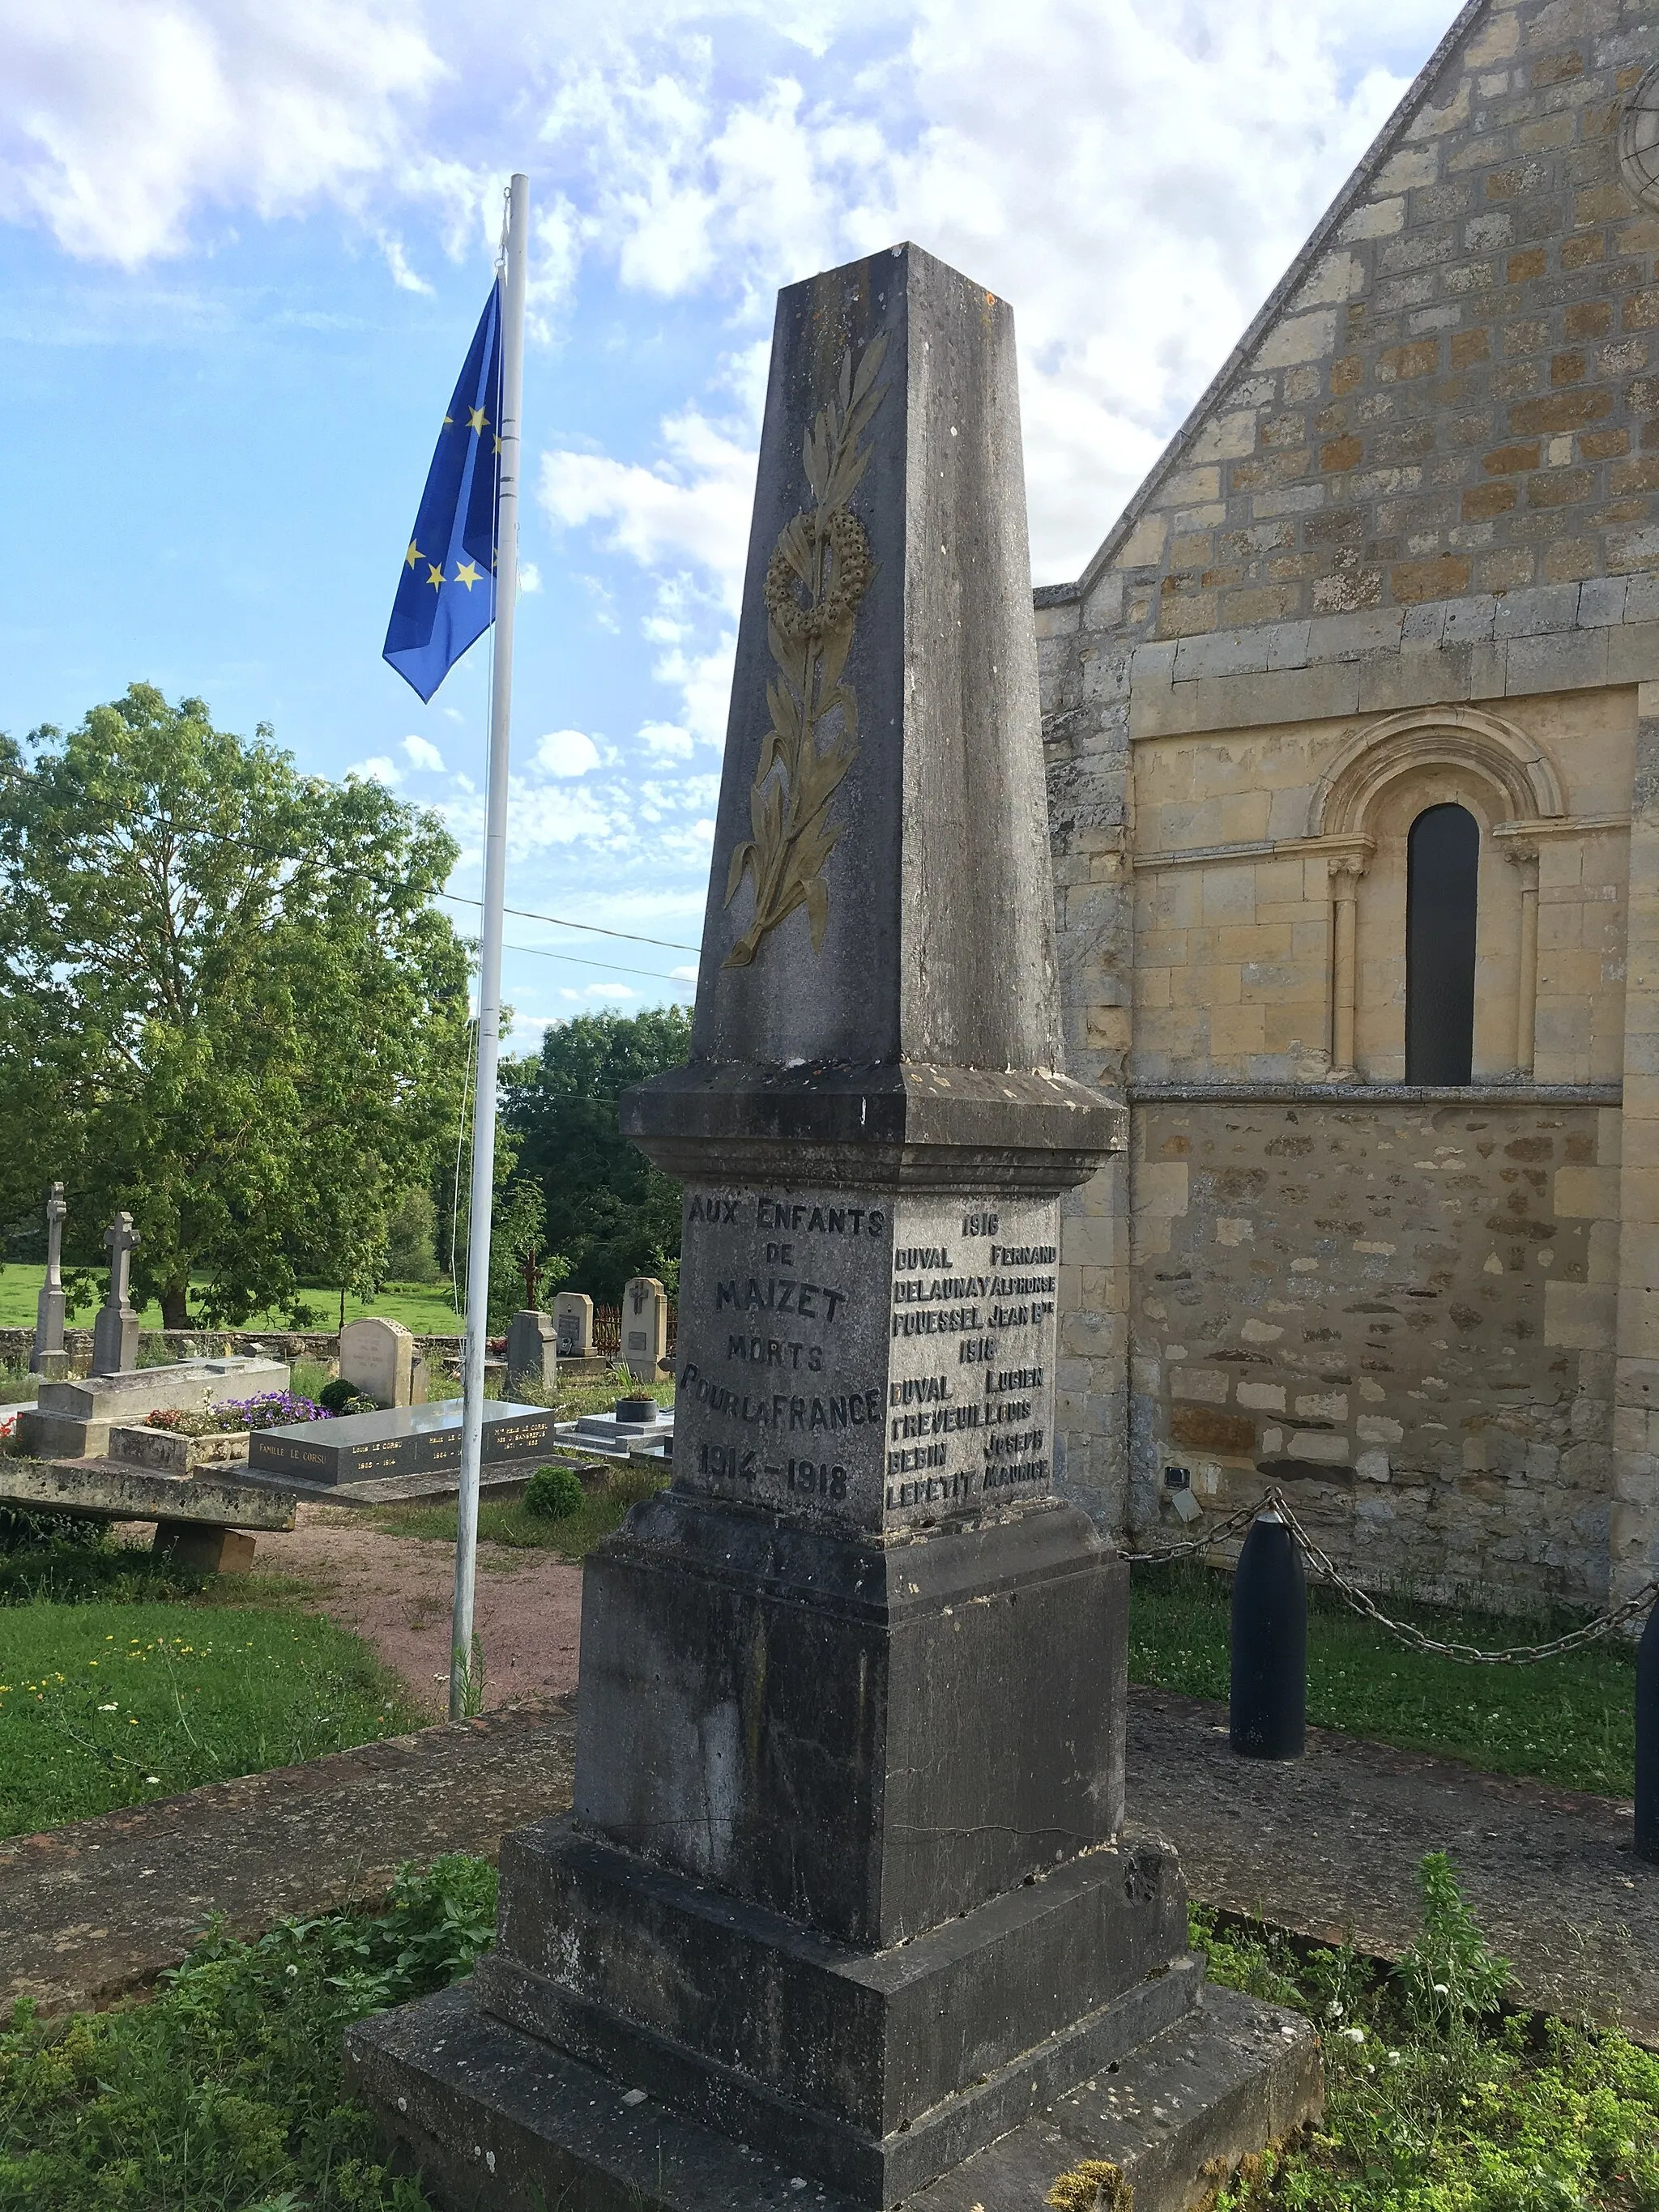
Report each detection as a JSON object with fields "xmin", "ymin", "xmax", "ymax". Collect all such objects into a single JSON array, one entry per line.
[
  {"xmin": 1116, "ymin": 1495, "xmax": 1261, "ymax": 1566},
  {"xmin": 1127, "ymin": 1484, "xmax": 1659, "ymax": 1665}
]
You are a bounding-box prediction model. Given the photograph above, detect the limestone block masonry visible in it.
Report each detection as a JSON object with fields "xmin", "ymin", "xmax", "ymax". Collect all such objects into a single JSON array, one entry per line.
[{"xmin": 1040, "ymin": 0, "xmax": 1659, "ymax": 1606}]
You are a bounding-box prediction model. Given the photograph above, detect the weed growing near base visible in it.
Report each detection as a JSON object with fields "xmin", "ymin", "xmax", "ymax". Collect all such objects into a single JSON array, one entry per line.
[
  {"xmin": 0, "ymin": 1853, "xmax": 495, "ymax": 2211},
  {"xmin": 1197, "ymin": 1853, "xmax": 1659, "ymax": 2211},
  {"xmin": 1128, "ymin": 1560, "xmax": 1637, "ymax": 1796},
  {"xmin": 369, "ymin": 1460, "xmax": 668, "ymax": 1561},
  {"xmin": 0, "ymin": 1601, "xmax": 420, "ymax": 1837}
]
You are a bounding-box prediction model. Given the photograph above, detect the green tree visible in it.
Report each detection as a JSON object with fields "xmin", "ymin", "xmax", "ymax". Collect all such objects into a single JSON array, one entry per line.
[
  {"xmin": 0, "ymin": 685, "xmax": 471, "ymax": 1327},
  {"xmin": 502, "ymin": 1005, "xmax": 691, "ymax": 1306},
  {"xmin": 384, "ymin": 1187, "xmax": 441, "ymax": 1284}
]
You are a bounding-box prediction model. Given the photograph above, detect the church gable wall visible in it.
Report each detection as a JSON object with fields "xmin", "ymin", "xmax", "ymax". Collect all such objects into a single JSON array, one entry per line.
[{"xmin": 1042, "ymin": 0, "xmax": 1659, "ymax": 1606}]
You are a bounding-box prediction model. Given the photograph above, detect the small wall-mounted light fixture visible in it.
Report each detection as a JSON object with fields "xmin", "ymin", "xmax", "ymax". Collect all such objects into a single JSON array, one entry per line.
[{"xmin": 1163, "ymin": 1465, "xmax": 1201, "ymax": 1524}]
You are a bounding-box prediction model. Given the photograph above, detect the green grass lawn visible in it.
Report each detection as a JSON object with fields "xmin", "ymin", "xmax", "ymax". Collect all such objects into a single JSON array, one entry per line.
[
  {"xmin": 0, "ymin": 1596, "xmax": 420, "ymax": 1839},
  {"xmin": 369, "ymin": 1459, "xmax": 668, "ymax": 1561},
  {"xmin": 1129, "ymin": 1561, "xmax": 1639, "ymax": 1798},
  {"xmin": 0, "ymin": 1855, "xmax": 493, "ymax": 2212},
  {"xmin": 0, "ymin": 1259, "xmax": 465, "ymax": 1335},
  {"xmin": 1192, "ymin": 1855, "xmax": 1659, "ymax": 2212}
]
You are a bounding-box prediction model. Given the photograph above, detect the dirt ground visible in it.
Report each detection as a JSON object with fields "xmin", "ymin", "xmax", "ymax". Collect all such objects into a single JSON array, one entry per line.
[{"xmin": 245, "ymin": 1503, "xmax": 584, "ymax": 1716}]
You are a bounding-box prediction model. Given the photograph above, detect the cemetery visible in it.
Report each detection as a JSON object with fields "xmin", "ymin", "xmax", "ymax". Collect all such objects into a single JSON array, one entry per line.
[{"xmin": 6, "ymin": 4, "xmax": 1659, "ymax": 2210}]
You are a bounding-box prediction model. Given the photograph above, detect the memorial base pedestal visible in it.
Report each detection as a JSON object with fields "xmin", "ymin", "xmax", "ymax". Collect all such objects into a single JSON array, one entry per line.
[
  {"xmin": 348, "ymin": 1499, "xmax": 1322, "ymax": 2206},
  {"xmin": 348, "ymin": 1975, "xmax": 1320, "ymax": 2212}
]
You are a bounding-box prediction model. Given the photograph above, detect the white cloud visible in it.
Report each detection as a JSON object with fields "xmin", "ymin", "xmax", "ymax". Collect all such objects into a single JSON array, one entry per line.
[
  {"xmin": 539, "ymin": 404, "xmax": 754, "ymax": 613},
  {"xmin": 639, "ymin": 719, "xmax": 693, "ymax": 761},
  {"xmin": 0, "ymin": 0, "xmax": 444, "ymax": 266},
  {"xmin": 445, "ymin": 773, "xmax": 628, "ymax": 864},
  {"xmin": 529, "ymin": 0, "xmax": 1443, "ymax": 581},
  {"xmin": 381, "ymin": 233, "xmax": 433, "ymax": 293},
  {"xmin": 344, "ymin": 754, "xmax": 401, "ymax": 785},
  {"xmin": 670, "ymin": 963, "xmax": 700, "ymax": 982},
  {"xmin": 518, "ymin": 560, "xmax": 543, "ymax": 593},
  {"xmin": 535, "ymin": 727, "xmax": 601, "ymax": 777},
  {"xmin": 403, "ymin": 733, "xmax": 446, "ymax": 773}
]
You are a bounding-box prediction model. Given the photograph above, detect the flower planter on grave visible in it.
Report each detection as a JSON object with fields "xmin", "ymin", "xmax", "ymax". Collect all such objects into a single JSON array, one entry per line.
[{"xmin": 108, "ymin": 1425, "xmax": 252, "ymax": 1476}]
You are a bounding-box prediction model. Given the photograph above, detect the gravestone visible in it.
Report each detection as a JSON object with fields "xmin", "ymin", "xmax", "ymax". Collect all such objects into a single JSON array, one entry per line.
[
  {"xmin": 90, "ymin": 1212, "xmax": 139, "ymax": 1376},
  {"xmin": 506, "ymin": 1308, "xmax": 557, "ymax": 1394},
  {"xmin": 619, "ymin": 1273, "xmax": 667, "ymax": 1382},
  {"xmin": 349, "ymin": 245, "xmax": 1320, "ymax": 2206},
  {"xmin": 31, "ymin": 1183, "xmax": 68, "ymax": 1379},
  {"xmin": 249, "ymin": 1400, "xmax": 555, "ymax": 1488},
  {"xmin": 553, "ymin": 1290, "xmax": 592, "ymax": 1358},
  {"xmin": 338, "ymin": 1316, "xmax": 423, "ymax": 1408}
]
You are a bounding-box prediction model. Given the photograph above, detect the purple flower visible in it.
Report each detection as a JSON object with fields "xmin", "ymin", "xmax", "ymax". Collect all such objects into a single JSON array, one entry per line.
[{"xmin": 210, "ymin": 1392, "xmax": 335, "ymax": 1431}]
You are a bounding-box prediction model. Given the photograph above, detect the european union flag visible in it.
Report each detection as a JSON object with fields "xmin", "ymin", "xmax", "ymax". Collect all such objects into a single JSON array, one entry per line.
[{"xmin": 384, "ymin": 282, "xmax": 503, "ymax": 701}]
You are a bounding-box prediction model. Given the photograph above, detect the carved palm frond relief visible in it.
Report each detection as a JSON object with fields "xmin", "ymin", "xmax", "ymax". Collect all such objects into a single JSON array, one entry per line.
[{"xmin": 724, "ymin": 332, "xmax": 888, "ymax": 967}]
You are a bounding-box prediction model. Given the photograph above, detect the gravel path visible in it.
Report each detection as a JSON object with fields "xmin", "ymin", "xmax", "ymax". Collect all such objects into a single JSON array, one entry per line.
[
  {"xmin": 250, "ymin": 1502, "xmax": 583, "ymax": 1716},
  {"xmin": 0, "ymin": 1703, "xmax": 576, "ymax": 2016},
  {"xmin": 1126, "ymin": 1686, "xmax": 1659, "ymax": 2045}
]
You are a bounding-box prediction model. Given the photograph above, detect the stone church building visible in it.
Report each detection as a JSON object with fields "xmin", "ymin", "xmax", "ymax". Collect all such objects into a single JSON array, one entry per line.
[{"xmin": 1042, "ymin": 0, "xmax": 1659, "ymax": 1609}]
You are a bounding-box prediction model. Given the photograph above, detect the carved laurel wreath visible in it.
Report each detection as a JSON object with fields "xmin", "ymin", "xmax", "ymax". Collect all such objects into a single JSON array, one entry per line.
[{"xmin": 723, "ymin": 331, "xmax": 888, "ymax": 966}]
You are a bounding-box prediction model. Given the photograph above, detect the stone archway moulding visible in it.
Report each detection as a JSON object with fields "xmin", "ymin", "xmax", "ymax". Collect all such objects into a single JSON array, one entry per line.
[{"xmin": 1306, "ymin": 705, "xmax": 1566, "ymax": 841}]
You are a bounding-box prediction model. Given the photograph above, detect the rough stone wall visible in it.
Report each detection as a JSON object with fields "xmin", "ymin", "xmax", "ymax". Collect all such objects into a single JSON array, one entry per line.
[
  {"xmin": 1132, "ymin": 1095, "xmax": 1618, "ymax": 1605},
  {"xmin": 1039, "ymin": 0, "xmax": 1659, "ymax": 1600},
  {"xmin": 1049, "ymin": 0, "xmax": 1659, "ymax": 669}
]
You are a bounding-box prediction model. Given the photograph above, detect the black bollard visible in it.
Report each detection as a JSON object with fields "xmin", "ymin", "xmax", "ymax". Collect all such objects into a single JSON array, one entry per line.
[
  {"xmin": 1230, "ymin": 1510, "xmax": 1307, "ymax": 1759},
  {"xmin": 1639, "ymin": 1600, "xmax": 1659, "ymax": 1865}
]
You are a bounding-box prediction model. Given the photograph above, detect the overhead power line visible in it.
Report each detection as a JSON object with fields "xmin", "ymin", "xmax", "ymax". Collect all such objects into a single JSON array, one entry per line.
[
  {"xmin": 437, "ymin": 889, "xmax": 698, "ymax": 953},
  {"xmin": 501, "ymin": 938, "xmax": 695, "ymax": 987}
]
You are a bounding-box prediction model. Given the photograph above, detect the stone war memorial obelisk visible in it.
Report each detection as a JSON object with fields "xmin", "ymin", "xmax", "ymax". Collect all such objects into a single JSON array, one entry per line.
[{"xmin": 351, "ymin": 244, "xmax": 1320, "ymax": 2209}]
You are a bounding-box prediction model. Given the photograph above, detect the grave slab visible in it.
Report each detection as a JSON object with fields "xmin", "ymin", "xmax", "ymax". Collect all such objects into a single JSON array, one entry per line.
[
  {"xmin": 552, "ymin": 1405, "xmax": 674, "ymax": 1459},
  {"xmin": 248, "ymin": 1400, "xmax": 557, "ymax": 1487},
  {"xmin": 16, "ymin": 1356, "xmax": 289, "ymax": 1460},
  {"xmin": 0, "ymin": 1453, "xmax": 294, "ymax": 1574},
  {"xmin": 349, "ymin": 242, "xmax": 1315, "ymax": 2206}
]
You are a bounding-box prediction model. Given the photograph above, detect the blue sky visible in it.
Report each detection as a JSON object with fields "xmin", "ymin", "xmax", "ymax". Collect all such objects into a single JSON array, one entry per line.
[{"xmin": 0, "ymin": 0, "xmax": 1455, "ymax": 1038}]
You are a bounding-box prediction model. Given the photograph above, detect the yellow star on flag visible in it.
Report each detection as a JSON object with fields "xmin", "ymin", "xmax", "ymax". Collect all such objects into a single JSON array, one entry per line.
[
  {"xmin": 493, "ymin": 434, "xmax": 502, "ymax": 454},
  {"xmin": 467, "ymin": 406, "xmax": 488, "ymax": 434},
  {"xmin": 454, "ymin": 560, "xmax": 483, "ymax": 590},
  {"xmin": 404, "ymin": 540, "xmax": 423, "ymax": 570},
  {"xmin": 426, "ymin": 563, "xmax": 446, "ymax": 590}
]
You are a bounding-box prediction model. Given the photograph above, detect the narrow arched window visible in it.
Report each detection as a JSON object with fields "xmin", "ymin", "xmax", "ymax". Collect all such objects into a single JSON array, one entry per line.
[{"xmin": 1405, "ymin": 803, "xmax": 1478, "ymax": 1084}]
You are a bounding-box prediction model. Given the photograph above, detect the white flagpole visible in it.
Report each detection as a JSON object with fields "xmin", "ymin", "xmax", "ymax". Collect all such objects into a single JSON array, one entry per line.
[{"xmin": 450, "ymin": 171, "xmax": 528, "ymax": 1723}]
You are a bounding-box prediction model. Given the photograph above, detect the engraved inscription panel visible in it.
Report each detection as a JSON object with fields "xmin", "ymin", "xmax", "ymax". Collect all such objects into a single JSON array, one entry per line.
[{"xmin": 673, "ymin": 1183, "xmax": 1059, "ymax": 1534}]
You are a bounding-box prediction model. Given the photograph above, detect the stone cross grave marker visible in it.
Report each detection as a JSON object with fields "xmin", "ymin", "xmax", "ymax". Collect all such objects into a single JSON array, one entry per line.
[
  {"xmin": 91, "ymin": 1212, "xmax": 140, "ymax": 1376},
  {"xmin": 349, "ymin": 243, "xmax": 1319, "ymax": 2207},
  {"xmin": 31, "ymin": 1183, "xmax": 68, "ymax": 1378},
  {"xmin": 338, "ymin": 1316, "xmax": 422, "ymax": 1408},
  {"xmin": 553, "ymin": 1291, "xmax": 592, "ymax": 1358},
  {"xmin": 505, "ymin": 1309, "xmax": 557, "ymax": 1396},
  {"xmin": 619, "ymin": 1274, "xmax": 667, "ymax": 1382}
]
